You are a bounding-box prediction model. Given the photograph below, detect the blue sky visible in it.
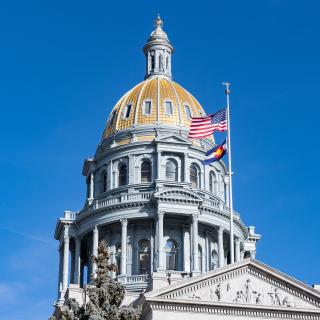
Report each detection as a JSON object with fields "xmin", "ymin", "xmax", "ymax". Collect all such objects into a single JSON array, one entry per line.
[{"xmin": 0, "ymin": 0, "xmax": 319, "ymax": 318}]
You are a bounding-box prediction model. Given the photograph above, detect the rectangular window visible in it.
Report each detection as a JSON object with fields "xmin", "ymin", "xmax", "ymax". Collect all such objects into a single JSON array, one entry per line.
[
  {"xmin": 165, "ymin": 101, "xmax": 173, "ymax": 115},
  {"xmin": 185, "ymin": 105, "xmax": 192, "ymax": 119},
  {"xmin": 123, "ymin": 104, "xmax": 132, "ymax": 119},
  {"xmin": 144, "ymin": 101, "xmax": 151, "ymax": 115}
]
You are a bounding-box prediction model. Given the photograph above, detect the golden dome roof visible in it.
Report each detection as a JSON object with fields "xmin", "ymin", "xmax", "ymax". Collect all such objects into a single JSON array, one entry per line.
[{"xmin": 102, "ymin": 76, "xmax": 206, "ymax": 140}]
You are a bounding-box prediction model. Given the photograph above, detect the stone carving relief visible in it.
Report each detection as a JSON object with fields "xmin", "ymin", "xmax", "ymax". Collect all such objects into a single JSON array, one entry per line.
[{"xmin": 178, "ymin": 273, "xmax": 316, "ymax": 309}]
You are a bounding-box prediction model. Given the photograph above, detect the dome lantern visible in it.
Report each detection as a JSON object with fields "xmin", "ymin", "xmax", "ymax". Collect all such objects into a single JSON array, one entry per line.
[{"xmin": 143, "ymin": 15, "xmax": 174, "ymax": 80}]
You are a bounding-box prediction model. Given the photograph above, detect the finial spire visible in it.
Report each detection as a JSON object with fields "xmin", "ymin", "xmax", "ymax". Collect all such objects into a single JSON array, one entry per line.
[{"xmin": 155, "ymin": 14, "xmax": 163, "ymax": 28}]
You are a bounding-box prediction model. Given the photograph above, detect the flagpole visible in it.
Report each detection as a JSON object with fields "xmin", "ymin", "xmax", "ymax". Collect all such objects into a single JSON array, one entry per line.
[{"xmin": 223, "ymin": 81, "xmax": 235, "ymax": 264}]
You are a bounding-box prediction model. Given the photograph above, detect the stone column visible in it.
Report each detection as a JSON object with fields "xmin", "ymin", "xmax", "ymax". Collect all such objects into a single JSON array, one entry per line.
[
  {"xmin": 218, "ymin": 226, "xmax": 224, "ymax": 268},
  {"xmin": 205, "ymin": 230, "xmax": 210, "ymax": 272},
  {"xmin": 74, "ymin": 237, "xmax": 81, "ymax": 285},
  {"xmin": 182, "ymin": 224, "xmax": 191, "ymax": 272},
  {"xmin": 88, "ymin": 172, "xmax": 94, "ymax": 203},
  {"xmin": 156, "ymin": 211, "xmax": 165, "ymax": 270},
  {"xmin": 62, "ymin": 225, "xmax": 70, "ymax": 291},
  {"xmin": 91, "ymin": 226, "xmax": 99, "ymax": 279},
  {"xmin": 235, "ymin": 238, "xmax": 241, "ymax": 262},
  {"xmin": 120, "ymin": 219, "xmax": 128, "ymax": 275},
  {"xmin": 57, "ymin": 245, "xmax": 63, "ymax": 297},
  {"xmin": 157, "ymin": 149, "xmax": 161, "ymax": 179},
  {"xmin": 192, "ymin": 213, "xmax": 199, "ymax": 274}
]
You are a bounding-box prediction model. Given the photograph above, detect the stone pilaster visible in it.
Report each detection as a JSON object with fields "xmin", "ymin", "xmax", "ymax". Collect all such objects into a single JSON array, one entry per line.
[{"xmin": 235, "ymin": 238, "xmax": 241, "ymax": 262}]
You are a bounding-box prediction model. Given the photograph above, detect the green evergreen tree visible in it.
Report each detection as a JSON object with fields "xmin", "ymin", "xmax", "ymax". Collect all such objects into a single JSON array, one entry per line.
[{"xmin": 50, "ymin": 240, "xmax": 140, "ymax": 320}]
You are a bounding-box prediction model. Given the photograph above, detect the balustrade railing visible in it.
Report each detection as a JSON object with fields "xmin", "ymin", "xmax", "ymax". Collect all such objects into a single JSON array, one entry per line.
[{"xmin": 125, "ymin": 274, "xmax": 149, "ymax": 284}]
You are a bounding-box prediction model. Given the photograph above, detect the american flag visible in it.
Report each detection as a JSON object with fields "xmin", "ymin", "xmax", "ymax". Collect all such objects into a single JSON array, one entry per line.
[{"xmin": 188, "ymin": 108, "xmax": 227, "ymax": 139}]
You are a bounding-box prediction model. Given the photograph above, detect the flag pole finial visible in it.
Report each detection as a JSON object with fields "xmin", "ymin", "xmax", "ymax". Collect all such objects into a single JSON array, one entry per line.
[{"xmin": 222, "ymin": 81, "xmax": 231, "ymax": 95}]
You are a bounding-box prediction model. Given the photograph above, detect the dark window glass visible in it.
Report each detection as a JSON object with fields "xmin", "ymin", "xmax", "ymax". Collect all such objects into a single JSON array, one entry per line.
[
  {"xmin": 151, "ymin": 52, "xmax": 155, "ymax": 70},
  {"xmin": 119, "ymin": 163, "xmax": 127, "ymax": 186},
  {"xmin": 198, "ymin": 245, "xmax": 202, "ymax": 272},
  {"xmin": 190, "ymin": 165, "xmax": 199, "ymax": 188},
  {"xmin": 139, "ymin": 240, "xmax": 151, "ymax": 274},
  {"xmin": 141, "ymin": 160, "xmax": 152, "ymax": 182},
  {"xmin": 109, "ymin": 111, "xmax": 116, "ymax": 125},
  {"xmin": 211, "ymin": 250, "xmax": 218, "ymax": 270},
  {"xmin": 165, "ymin": 101, "xmax": 173, "ymax": 115},
  {"xmin": 166, "ymin": 239, "xmax": 178, "ymax": 270},
  {"xmin": 159, "ymin": 54, "xmax": 163, "ymax": 70},
  {"xmin": 144, "ymin": 101, "xmax": 151, "ymax": 115},
  {"xmin": 185, "ymin": 105, "xmax": 192, "ymax": 119},
  {"xmin": 124, "ymin": 104, "xmax": 132, "ymax": 119},
  {"xmin": 115, "ymin": 245, "xmax": 121, "ymax": 276},
  {"xmin": 166, "ymin": 160, "xmax": 178, "ymax": 181},
  {"xmin": 102, "ymin": 171, "xmax": 107, "ymax": 193}
]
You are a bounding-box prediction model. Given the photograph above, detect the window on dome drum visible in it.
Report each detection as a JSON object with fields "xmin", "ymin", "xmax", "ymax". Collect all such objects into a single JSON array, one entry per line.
[
  {"xmin": 115, "ymin": 244, "xmax": 121, "ymax": 276},
  {"xmin": 166, "ymin": 159, "xmax": 178, "ymax": 181},
  {"xmin": 143, "ymin": 101, "xmax": 152, "ymax": 115},
  {"xmin": 101, "ymin": 171, "xmax": 107, "ymax": 193},
  {"xmin": 141, "ymin": 160, "xmax": 152, "ymax": 182},
  {"xmin": 151, "ymin": 51, "xmax": 155, "ymax": 70},
  {"xmin": 165, "ymin": 101, "xmax": 173, "ymax": 115},
  {"xmin": 209, "ymin": 171, "xmax": 217, "ymax": 194},
  {"xmin": 198, "ymin": 245, "xmax": 203, "ymax": 273},
  {"xmin": 139, "ymin": 239, "xmax": 151, "ymax": 274},
  {"xmin": 119, "ymin": 163, "xmax": 127, "ymax": 187},
  {"xmin": 166, "ymin": 239, "xmax": 178, "ymax": 270},
  {"xmin": 190, "ymin": 164, "xmax": 199, "ymax": 188},
  {"xmin": 184, "ymin": 105, "xmax": 192, "ymax": 120},
  {"xmin": 166, "ymin": 56, "xmax": 169, "ymax": 69},
  {"xmin": 123, "ymin": 104, "xmax": 132, "ymax": 119},
  {"xmin": 211, "ymin": 250, "xmax": 218, "ymax": 270}
]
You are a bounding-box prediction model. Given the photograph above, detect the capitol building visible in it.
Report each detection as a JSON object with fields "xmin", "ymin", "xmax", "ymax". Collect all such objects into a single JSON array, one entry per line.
[{"xmin": 53, "ymin": 16, "xmax": 320, "ymax": 320}]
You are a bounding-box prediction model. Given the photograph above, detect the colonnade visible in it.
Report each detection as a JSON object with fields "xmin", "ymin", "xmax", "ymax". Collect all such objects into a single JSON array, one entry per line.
[{"xmin": 57, "ymin": 215, "xmax": 242, "ymax": 298}]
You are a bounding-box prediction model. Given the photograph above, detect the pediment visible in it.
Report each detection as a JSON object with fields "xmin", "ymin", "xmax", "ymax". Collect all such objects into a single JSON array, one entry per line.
[
  {"xmin": 146, "ymin": 259, "xmax": 320, "ymax": 311},
  {"xmin": 155, "ymin": 133, "xmax": 191, "ymax": 145},
  {"xmin": 154, "ymin": 188, "xmax": 203, "ymax": 204}
]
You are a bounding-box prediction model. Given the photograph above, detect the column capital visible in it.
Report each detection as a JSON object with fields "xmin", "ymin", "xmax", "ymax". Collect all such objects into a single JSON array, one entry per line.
[
  {"xmin": 192, "ymin": 212, "xmax": 199, "ymax": 220},
  {"xmin": 235, "ymin": 237, "xmax": 240, "ymax": 244},
  {"xmin": 120, "ymin": 218, "xmax": 128, "ymax": 226},
  {"xmin": 158, "ymin": 211, "xmax": 165, "ymax": 219},
  {"xmin": 63, "ymin": 224, "xmax": 70, "ymax": 240},
  {"xmin": 218, "ymin": 226, "xmax": 224, "ymax": 234},
  {"xmin": 93, "ymin": 225, "xmax": 99, "ymax": 232}
]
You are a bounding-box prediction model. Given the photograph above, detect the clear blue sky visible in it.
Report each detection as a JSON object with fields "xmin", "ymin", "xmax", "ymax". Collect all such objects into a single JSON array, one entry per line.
[{"xmin": 0, "ymin": 1, "xmax": 319, "ymax": 319}]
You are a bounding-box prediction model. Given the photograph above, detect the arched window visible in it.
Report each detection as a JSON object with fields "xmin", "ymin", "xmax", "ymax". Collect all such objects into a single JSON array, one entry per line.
[
  {"xmin": 190, "ymin": 164, "xmax": 200, "ymax": 188},
  {"xmin": 165, "ymin": 239, "xmax": 178, "ymax": 270},
  {"xmin": 138, "ymin": 239, "xmax": 151, "ymax": 274},
  {"xmin": 119, "ymin": 163, "xmax": 127, "ymax": 187},
  {"xmin": 184, "ymin": 105, "xmax": 192, "ymax": 120},
  {"xmin": 198, "ymin": 245, "xmax": 203, "ymax": 273},
  {"xmin": 101, "ymin": 170, "xmax": 107, "ymax": 193},
  {"xmin": 166, "ymin": 159, "xmax": 178, "ymax": 182},
  {"xmin": 209, "ymin": 171, "xmax": 217, "ymax": 194},
  {"xmin": 141, "ymin": 160, "xmax": 152, "ymax": 183},
  {"xmin": 211, "ymin": 250, "xmax": 218, "ymax": 270},
  {"xmin": 151, "ymin": 51, "xmax": 155, "ymax": 70},
  {"xmin": 115, "ymin": 244, "xmax": 121, "ymax": 276}
]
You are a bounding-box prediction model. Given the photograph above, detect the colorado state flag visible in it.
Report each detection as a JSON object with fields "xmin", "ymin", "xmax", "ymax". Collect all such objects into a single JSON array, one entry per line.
[{"xmin": 203, "ymin": 139, "xmax": 227, "ymax": 165}]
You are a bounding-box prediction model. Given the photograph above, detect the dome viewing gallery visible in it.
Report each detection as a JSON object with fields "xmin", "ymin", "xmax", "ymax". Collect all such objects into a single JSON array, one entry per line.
[{"xmin": 52, "ymin": 16, "xmax": 320, "ymax": 320}]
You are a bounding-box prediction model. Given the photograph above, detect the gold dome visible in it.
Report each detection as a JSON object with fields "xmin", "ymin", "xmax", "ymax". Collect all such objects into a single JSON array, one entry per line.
[{"xmin": 102, "ymin": 76, "xmax": 206, "ymax": 140}]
